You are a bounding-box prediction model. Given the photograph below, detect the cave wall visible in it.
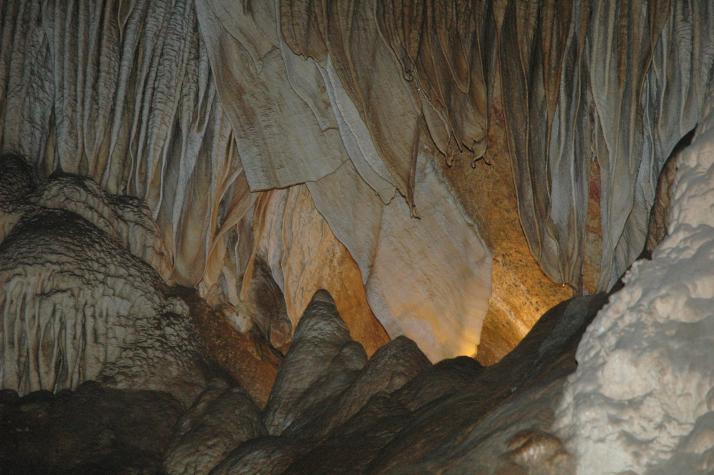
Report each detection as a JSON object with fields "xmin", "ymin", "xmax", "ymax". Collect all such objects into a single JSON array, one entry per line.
[
  {"xmin": 2, "ymin": 0, "xmax": 714, "ymax": 361},
  {"xmin": 275, "ymin": 0, "xmax": 714, "ymax": 293},
  {"xmin": 555, "ymin": 82, "xmax": 714, "ymax": 475},
  {"xmin": 0, "ymin": 0, "xmax": 492, "ymax": 361}
]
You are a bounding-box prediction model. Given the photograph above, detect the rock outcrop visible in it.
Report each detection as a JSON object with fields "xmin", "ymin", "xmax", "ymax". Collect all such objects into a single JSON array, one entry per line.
[
  {"xmin": 554, "ymin": 85, "xmax": 714, "ymax": 475},
  {"xmin": 0, "ymin": 382, "xmax": 184, "ymax": 474},
  {"xmin": 0, "ymin": 282, "xmax": 675, "ymax": 474},
  {"xmin": 241, "ymin": 186, "xmax": 390, "ymax": 357},
  {"xmin": 194, "ymin": 290, "xmax": 607, "ymax": 474},
  {"xmin": 0, "ymin": 155, "xmax": 206, "ymax": 405},
  {"xmin": 262, "ymin": 290, "xmax": 368, "ymax": 435},
  {"xmin": 164, "ymin": 381, "xmax": 266, "ymax": 475}
]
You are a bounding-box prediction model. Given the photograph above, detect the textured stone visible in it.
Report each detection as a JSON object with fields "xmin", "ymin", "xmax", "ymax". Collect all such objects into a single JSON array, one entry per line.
[
  {"xmin": 181, "ymin": 286, "xmax": 279, "ymax": 409},
  {"xmin": 164, "ymin": 382, "xmax": 266, "ymax": 475},
  {"xmin": 0, "ymin": 382, "xmax": 184, "ymax": 474},
  {"xmin": 439, "ymin": 97, "xmax": 574, "ymax": 365},
  {"xmin": 555, "ymin": 92, "xmax": 714, "ymax": 475},
  {"xmin": 284, "ymin": 336, "xmax": 430, "ymax": 440},
  {"xmin": 368, "ymin": 294, "xmax": 607, "ymax": 474},
  {"xmin": 268, "ymin": 292, "xmax": 606, "ymax": 475},
  {"xmin": 4, "ymin": 0, "xmax": 714, "ymax": 364},
  {"xmin": 0, "ymin": 0, "xmax": 253, "ymax": 305},
  {"xmin": 0, "ymin": 166, "xmax": 206, "ymax": 406},
  {"xmin": 2, "ymin": 5, "xmax": 714, "ymax": 473},
  {"xmin": 242, "ymin": 186, "xmax": 390, "ymax": 357},
  {"xmin": 262, "ymin": 290, "xmax": 361, "ymax": 435}
]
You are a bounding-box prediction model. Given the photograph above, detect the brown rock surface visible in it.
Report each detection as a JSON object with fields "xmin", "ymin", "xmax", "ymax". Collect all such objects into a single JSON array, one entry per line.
[
  {"xmin": 262, "ymin": 290, "xmax": 362, "ymax": 435},
  {"xmin": 163, "ymin": 382, "xmax": 266, "ymax": 475},
  {"xmin": 284, "ymin": 336, "xmax": 430, "ymax": 441},
  {"xmin": 178, "ymin": 287, "xmax": 280, "ymax": 409},
  {"xmin": 0, "ymin": 382, "xmax": 184, "ymax": 474},
  {"xmin": 440, "ymin": 98, "xmax": 572, "ymax": 365},
  {"xmin": 265, "ymin": 291, "xmax": 607, "ymax": 475},
  {"xmin": 242, "ymin": 186, "xmax": 390, "ymax": 357}
]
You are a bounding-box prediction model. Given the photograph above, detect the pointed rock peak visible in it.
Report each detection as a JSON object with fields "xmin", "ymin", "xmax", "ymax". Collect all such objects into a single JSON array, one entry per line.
[
  {"xmin": 263, "ymin": 289, "xmax": 366, "ymax": 434},
  {"xmin": 291, "ymin": 289, "xmax": 350, "ymax": 344},
  {"xmin": 310, "ymin": 288, "xmax": 335, "ymax": 305}
]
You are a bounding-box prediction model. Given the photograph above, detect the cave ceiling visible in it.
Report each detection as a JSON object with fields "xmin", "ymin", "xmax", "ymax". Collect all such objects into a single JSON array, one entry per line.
[{"xmin": 1, "ymin": 0, "xmax": 713, "ymax": 361}]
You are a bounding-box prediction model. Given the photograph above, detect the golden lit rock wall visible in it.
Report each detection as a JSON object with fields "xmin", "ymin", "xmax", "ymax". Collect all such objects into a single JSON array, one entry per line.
[{"xmin": 241, "ymin": 186, "xmax": 390, "ymax": 357}]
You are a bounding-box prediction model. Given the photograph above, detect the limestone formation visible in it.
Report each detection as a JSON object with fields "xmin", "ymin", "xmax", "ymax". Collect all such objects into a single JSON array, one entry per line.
[
  {"xmin": 395, "ymin": 356, "xmax": 483, "ymax": 412},
  {"xmin": 284, "ymin": 336, "xmax": 430, "ymax": 440},
  {"xmin": 3, "ymin": 0, "xmax": 714, "ymax": 363},
  {"xmin": 554, "ymin": 87, "xmax": 714, "ymax": 475},
  {"xmin": 226, "ymin": 290, "xmax": 605, "ymax": 475},
  {"xmin": 366, "ymin": 294, "xmax": 608, "ymax": 474},
  {"xmin": 1, "ymin": 0, "xmax": 493, "ymax": 361},
  {"xmin": 0, "ymin": 281, "xmax": 693, "ymax": 474},
  {"xmin": 262, "ymin": 290, "xmax": 364, "ymax": 435},
  {"xmin": 0, "ymin": 155, "xmax": 206, "ymax": 405},
  {"xmin": 30, "ymin": 172, "xmax": 173, "ymax": 280},
  {"xmin": 164, "ymin": 381, "xmax": 266, "ymax": 475},
  {"xmin": 1, "ymin": 1, "xmax": 714, "ymax": 473},
  {"xmin": 241, "ymin": 186, "xmax": 390, "ymax": 356},
  {"xmin": 179, "ymin": 287, "xmax": 280, "ymax": 408},
  {"xmin": 0, "ymin": 152, "xmax": 36, "ymax": 242}
]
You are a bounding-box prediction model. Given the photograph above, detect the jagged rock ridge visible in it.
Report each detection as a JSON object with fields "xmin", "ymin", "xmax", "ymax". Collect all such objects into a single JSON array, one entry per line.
[{"xmin": 0, "ymin": 286, "xmax": 608, "ymax": 474}]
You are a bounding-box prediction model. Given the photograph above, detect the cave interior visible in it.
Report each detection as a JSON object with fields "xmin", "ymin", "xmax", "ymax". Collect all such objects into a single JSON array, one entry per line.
[{"xmin": 1, "ymin": 1, "xmax": 713, "ymax": 474}]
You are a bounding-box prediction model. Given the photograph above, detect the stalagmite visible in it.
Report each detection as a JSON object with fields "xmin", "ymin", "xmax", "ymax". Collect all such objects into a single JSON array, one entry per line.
[
  {"xmin": 1, "ymin": 1, "xmax": 714, "ymax": 472},
  {"xmin": 0, "ymin": 155, "xmax": 206, "ymax": 405},
  {"xmin": 554, "ymin": 86, "xmax": 714, "ymax": 475}
]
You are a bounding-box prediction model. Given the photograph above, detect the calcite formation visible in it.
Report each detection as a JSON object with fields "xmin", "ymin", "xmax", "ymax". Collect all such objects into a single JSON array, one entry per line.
[
  {"xmin": 1, "ymin": 1, "xmax": 714, "ymax": 472},
  {"xmin": 241, "ymin": 185, "xmax": 390, "ymax": 357},
  {"xmin": 212, "ymin": 290, "xmax": 604, "ymax": 474},
  {"xmin": 554, "ymin": 86, "xmax": 714, "ymax": 475},
  {"xmin": 0, "ymin": 0, "xmax": 493, "ymax": 362},
  {"xmin": 4, "ymin": 0, "xmax": 712, "ymax": 361},
  {"xmin": 262, "ymin": 290, "xmax": 369, "ymax": 435},
  {"xmin": 144, "ymin": 289, "xmax": 602, "ymax": 474},
  {"xmin": 0, "ymin": 277, "xmax": 706, "ymax": 474},
  {"xmin": 6, "ymin": 0, "xmax": 712, "ymax": 361},
  {"xmin": 0, "ymin": 155, "xmax": 206, "ymax": 405}
]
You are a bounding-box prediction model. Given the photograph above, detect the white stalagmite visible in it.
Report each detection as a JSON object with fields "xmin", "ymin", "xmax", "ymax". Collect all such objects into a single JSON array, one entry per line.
[
  {"xmin": 0, "ymin": 159, "xmax": 207, "ymax": 405},
  {"xmin": 554, "ymin": 90, "xmax": 714, "ymax": 474}
]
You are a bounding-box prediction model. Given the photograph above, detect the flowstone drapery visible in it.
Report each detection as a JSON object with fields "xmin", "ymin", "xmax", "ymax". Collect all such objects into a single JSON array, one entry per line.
[{"xmin": 2, "ymin": 0, "xmax": 714, "ymax": 359}]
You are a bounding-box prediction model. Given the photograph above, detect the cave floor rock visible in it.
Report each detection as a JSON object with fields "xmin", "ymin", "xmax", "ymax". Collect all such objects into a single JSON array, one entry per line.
[
  {"xmin": 0, "ymin": 291, "xmax": 608, "ymax": 474},
  {"xmin": 0, "ymin": 382, "xmax": 183, "ymax": 474}
]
